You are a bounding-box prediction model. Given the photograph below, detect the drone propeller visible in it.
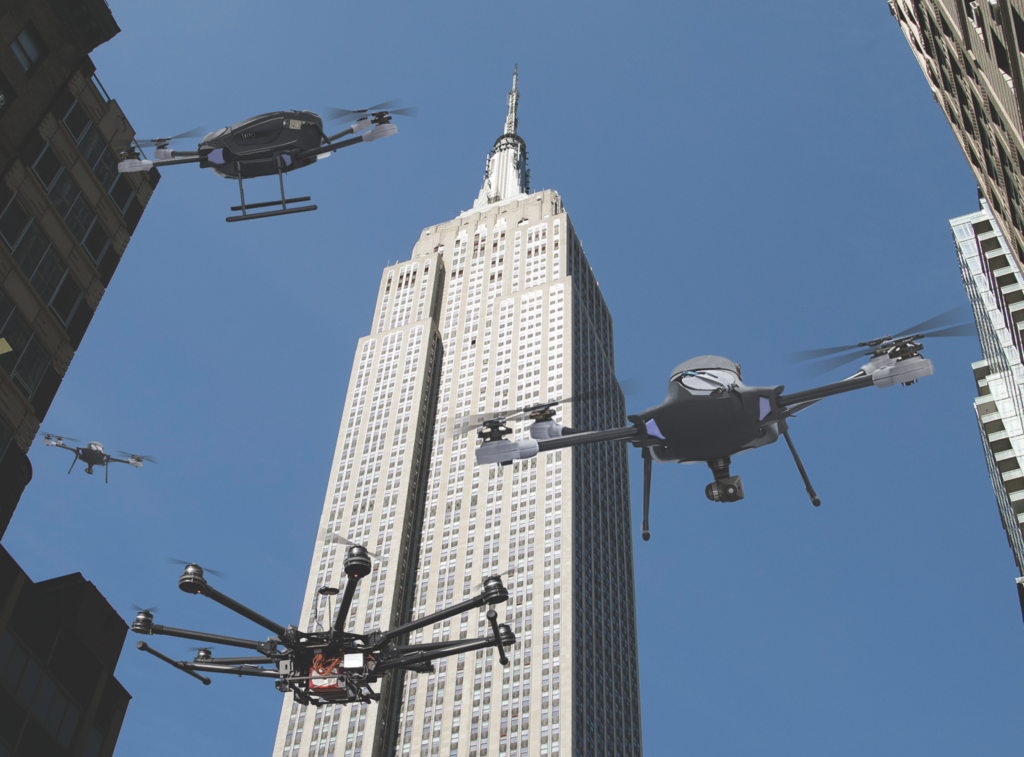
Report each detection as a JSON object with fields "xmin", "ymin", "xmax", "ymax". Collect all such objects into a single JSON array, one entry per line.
[
  {"xmin": 786, "ymin": 305, "xmax": 977, "ymax": 377},
  {"xmin": 116, "ymin": 451, "xmax": 158, "ymax": 464},
  {"xmin": 322, "ymin": 531, "xmax": 382, "ymax": 559},
  {"xmin": 452, "ymin": 378, "xmax": 638, "ymax": 439},
  {"xmin": 326, "ymin": 100, "xmax": 418, "ymax": 124},
  {"xmin": 134, "ymin": 126, "xmax": 208, "ymax": 147},
  {"xmin": 41, "ymin": 432, "xmax": 80, "ymax": 443},
  {"xmin": 453, "ymin": 399, "xmax": 570, "ymax": 438},
  {"xmin": 893, "ymin": 303, "xmax": 974, "ymax": 338},
  {"xmin": 130, "ymin": 603, "xmax": 160, "ymax": 615},
  {"xmin": 168, "ymin": 559, "xmax": 226, "ymax": 579},
  {"xmin": 471, "ymin": 566, "xmax": 519, "ymax": 593}
]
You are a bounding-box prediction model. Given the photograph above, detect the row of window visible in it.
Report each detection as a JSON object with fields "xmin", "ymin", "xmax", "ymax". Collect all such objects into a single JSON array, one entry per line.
[
  {"xmin": 0, "ymin": 630, "xmax": 85, "ymax": 753},
  {"xmin": 0, "ymin": 91, "xmax": 142, "ymax": 408}
]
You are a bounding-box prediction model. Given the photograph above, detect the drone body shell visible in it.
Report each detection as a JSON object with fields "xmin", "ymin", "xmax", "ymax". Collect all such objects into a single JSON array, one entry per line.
[
  {"xmin": 636, "ymin": 357, "xmax": 784, "ymax": 464},
  {"xmin": 198, "ymin": 111, "xmax": 325, "ymax": 179}
]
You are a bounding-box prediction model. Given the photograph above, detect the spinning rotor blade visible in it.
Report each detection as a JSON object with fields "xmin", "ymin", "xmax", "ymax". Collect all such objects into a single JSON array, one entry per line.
[
  {"xmin": 116, "ymin": 451, "xmax": 158, "ymax": 463},
  {"xmin": 453, "ymin": 399, "xmax": 568, "ymax": 437},
  {"xmin": 784, "ymin": 343, "xmax": 863, "ymax": 363},
  {"xmin": 168, "ymin": 559, "xmax": 226, "ymax": 579},
  {"xmin": 452, "ymin": 378, "xmax": 637, "ymax": 437},
  {"xmin": 130, "ymin": 603, "xmax": 159, "ymax": 614},
  {"xmin": 322, "ymin": 531, "xmax": 382, "ymax": 558},
  {"xmin": 472, "ymin": 566, "xmax": 519, "ymax": 592},
  {"xmin": 894, "ymin": 303, "xmax": 973, "ymax": 337},
  {"xmin": 41, "ymin": 432, "xmax": 80, "ymax": 442},
  {"xmin": 135, "ymin": 126, "xmax": 207, "ymax": 147},
  {"xmin": 326, "ymin": 100, "xmax": 414, "ymax": 123},
  {"xmin": 910, "ymin": 322, "xmax": 977, "ymax": 339},
  {"xmin": 788, "ymin": 304, "xmax": 977, "ymax": 369}
]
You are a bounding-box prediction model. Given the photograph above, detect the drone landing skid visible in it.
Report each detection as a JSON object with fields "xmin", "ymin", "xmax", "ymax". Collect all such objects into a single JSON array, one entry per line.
[{"xmin": 225, "ymin": 159, "xmax": 317, "ymax": 222}]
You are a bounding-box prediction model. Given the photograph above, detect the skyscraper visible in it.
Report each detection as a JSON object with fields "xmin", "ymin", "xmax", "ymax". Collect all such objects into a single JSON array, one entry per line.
[
  {"xmin": 273, "ymin": 70, "xmax": 643, "ymax": 757},
  {"xmin": 0, "ymin": 0, "xmax": 161, "ymax": 532},
  {"xmin": 890, "ymin": 0, "xmax": 1024, "ymax": 265},
  {"xmin": 951, "ymin": 198, "xmax": 1024, "ymax": 619}
]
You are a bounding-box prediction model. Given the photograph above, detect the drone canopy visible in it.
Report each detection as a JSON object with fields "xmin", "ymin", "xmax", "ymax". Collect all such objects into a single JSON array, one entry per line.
[{"xmin": 670, "ymin": 355, "xmax": 740, "ymax": 378}]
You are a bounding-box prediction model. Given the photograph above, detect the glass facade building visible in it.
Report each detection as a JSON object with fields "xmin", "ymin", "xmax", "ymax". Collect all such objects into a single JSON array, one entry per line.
[{"xmin": 952, "ymin": 199, "xmax": 1024, "ymax": 616}]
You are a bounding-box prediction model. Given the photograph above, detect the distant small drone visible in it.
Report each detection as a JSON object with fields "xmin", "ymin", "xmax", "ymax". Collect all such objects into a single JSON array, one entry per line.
[
  {"xmin": 41, "ymin": 434, "xmax": 155, "ymax": 483},
  {"xmin": 132, "ymin": 545, "xmax": 514, "ymax": 706},
  {"xmin": 117, "ymin": 101, "xmax": 414, "ymax": 222},
  {"xmin": 467, "ymin": 307, "xmax": 974, "ymax": 540}
]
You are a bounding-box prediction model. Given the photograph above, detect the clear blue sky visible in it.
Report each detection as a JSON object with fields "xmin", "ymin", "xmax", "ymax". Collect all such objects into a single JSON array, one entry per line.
[{"xmin": 5, "ymin": 1, "xmax": 1020, "ymax": 755}]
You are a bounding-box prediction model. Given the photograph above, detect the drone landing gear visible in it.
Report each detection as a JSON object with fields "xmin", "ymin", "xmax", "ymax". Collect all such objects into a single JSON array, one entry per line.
[
  {"xmin": 705, "ymin": 457, "xmax": 744, "ymax": 503},
  {"xmin": 781, "ymin": 429, "xmax": 820, "ymax": 506},
  {"xmin": 226, "ymin": 159, "xmax": 317, "ymax": 222},
  {"xmin": 641, "ymin": 448, "xmax": 653, "ymax": 541}
]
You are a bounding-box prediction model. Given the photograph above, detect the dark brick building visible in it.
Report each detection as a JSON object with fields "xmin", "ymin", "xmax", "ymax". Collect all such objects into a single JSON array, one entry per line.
[
  {"xmin": 0, "ymin": 0, "xmax": 159, "ymax": 535},
  {"xmin": 0, "ymin": 545, "xmax": 130, "ymax": 757}
]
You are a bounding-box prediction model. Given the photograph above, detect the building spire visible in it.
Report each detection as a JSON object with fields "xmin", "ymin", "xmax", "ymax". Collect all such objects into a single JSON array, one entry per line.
[
  {"xmin": 474, "ymin": 65, "xmax": 530, "ymax": 209},
  {"xmin": 505, "ymin": 64, "xmax": 520, "ymax": 136}
]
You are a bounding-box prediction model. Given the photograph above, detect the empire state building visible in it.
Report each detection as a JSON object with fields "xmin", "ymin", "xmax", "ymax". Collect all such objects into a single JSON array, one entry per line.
[{"xmin": 272, "ymin": 68, "xmax": 644, "ymax": 757}]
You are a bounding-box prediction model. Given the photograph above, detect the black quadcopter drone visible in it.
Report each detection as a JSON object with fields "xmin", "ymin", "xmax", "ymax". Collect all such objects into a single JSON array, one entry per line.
[
  {"xmin": 41, "ymin": 433, "xmax": 154, "ymax": 483},
  {"xmin": 131, "ymin": 546, "xmax": 514, "ymax": 706},
  {"xmin": 470, "ymin": 308, "xmax": 974, "ymax": 540},
  {"xmin": 118, "ymin": 101, "xmax": 414, "ymax": 222}
]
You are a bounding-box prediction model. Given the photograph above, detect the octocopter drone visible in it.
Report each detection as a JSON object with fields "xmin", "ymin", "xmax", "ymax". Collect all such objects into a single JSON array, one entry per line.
[{"xmin": 132, "ymin": 546, "xmax": 514, "ymax": 706}]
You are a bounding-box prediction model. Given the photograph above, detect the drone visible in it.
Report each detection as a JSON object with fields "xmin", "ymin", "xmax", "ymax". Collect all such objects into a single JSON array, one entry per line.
[
  {"xmin": 131, "ymin": 545, "xmax": 515, "ymax": 706},
  {"xmin": 41, "ymin": 434, "xmax": 155, "ymax": 483},
  {"xmin": 470, "ymin": 308, "xmax": 975, "ymax": 541},
  {"xmin": 117, "ymin": 100, "xmax": 415, "ymax": 222}
]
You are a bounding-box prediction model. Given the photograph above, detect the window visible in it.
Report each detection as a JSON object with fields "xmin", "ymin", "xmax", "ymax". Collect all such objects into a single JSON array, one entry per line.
[
  {"xmin": 30, "ymin": 141, "xmax": 112, "ymax": 270},
  {"xmin": 61, "ymin": 102, "xmax": 136, "ymax": 216},
  {"xmin": 0, "ymin": 631, "xmax": 81, "ymax": 748},
  {"xmin": 9, "ymin": 27, "xmax": 43, "ymax": 72},
  {"xmin": 0, "ymin": 194, "xmax": 83, "ymax": 328}
]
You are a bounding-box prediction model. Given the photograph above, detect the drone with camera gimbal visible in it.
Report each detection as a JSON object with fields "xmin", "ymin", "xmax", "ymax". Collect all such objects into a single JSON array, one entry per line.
[
  {"xmin": 467, "ymin": 307, "xmax": 975, "ymax": 541},
  {"xmin": 131, "ymin": 545, "xmax": 514, "ymax": 706},
  {"xmin": 41, "ymin": 433, "xmax": 155, "ymax": 483},
  {"xmin": 117, "ymin": 100, "xmax": 415, "ymax": 222}
]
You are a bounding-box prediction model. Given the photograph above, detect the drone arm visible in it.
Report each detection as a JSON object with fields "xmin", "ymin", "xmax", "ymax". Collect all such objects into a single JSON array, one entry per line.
[
  {"xmin": 325, "ymin": 118, "xmax": 373, "ymax": 142},
  {"xmin": 776, "ymin": 375, "xmax": 874, "ymax": 410},
  {"xmin": 136, "ymin": 641, "xmax": 211, "ymax": 685},
  {"xmin": 376, "ymin": 627, "xmax": 516, "ymax": 673},
  {"xmin": 118, "ymin": 156, "xmax": 203, "ymax": 173},
  {"xmin": 195, "ymin": 583, "xmax": 288, "ymax": 638},
  {"xmin": 377, "ymin": 587, "xmax": 502, "ymax": 645},
  {"xmin": 184, "ymin": 663, "xmax": 281, "ymax": 678},
  {"xmin": 140, "ymin": 622, "xmax": 274, "ymax": 651},
  {"xmin": 294, "ymin": 135, "xmax": 364, "ymax": 161},
  {"xmin": 536, "ymin": 424, "xmax": 641, "ymax": 452},
  {"xmin": 378, "ymin": 575, "xmax": 510, "ymax": 647},
  {"xmin": 200, "ymin": 655, "xmax": 279, "ymax": 665},
  {"xmin": 332, "ymin": 574, "xmax": 364, "ymax": 633}
]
